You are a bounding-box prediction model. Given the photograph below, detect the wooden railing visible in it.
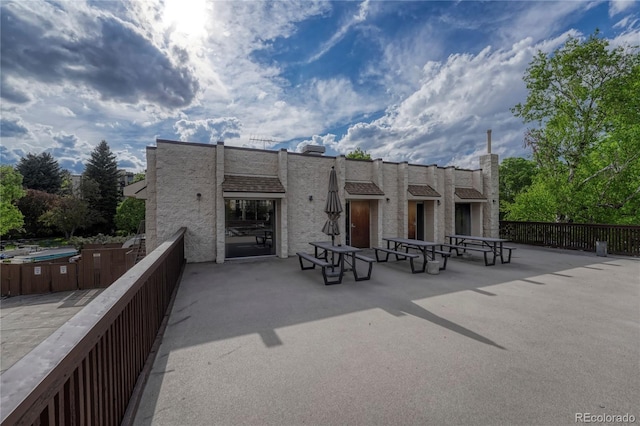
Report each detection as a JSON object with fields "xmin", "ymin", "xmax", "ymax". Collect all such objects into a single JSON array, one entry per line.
[
  {"xmin": 0, "ymin": 227, "xmax": 186, "ymax": 426},
  {"xmin": 499, "ymin": 221, "xmax": 640, "ymax": 256}
]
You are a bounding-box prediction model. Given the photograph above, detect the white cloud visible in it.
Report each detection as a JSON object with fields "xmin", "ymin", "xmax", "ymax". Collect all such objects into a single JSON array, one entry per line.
[
  {"xmin": 55, "ymin": 107, "xmax": 76, "ymax": 117},
  {"xmin": 609, "ymin": 0, "xmax": 636, "ymax": 16},
  {"xmin": 306, "ymin": 0, "xmax": 371, "ymax": 64},
  {"xmin": 495, "ymin": 2, "xmax": 592, "ymax": 45},
  {"xmin": 609, "ymin": 27, "xmax": 640, "ymax": 48},
  {"xmin": 375, "ymin": 21, "xmax": 445, "ymax": 100},
  {"xmin": 329, "ymin": 33, "xmax": 580, "ymax": 168},
  {"xmin": 173, "ymin": 117, "xmax": 242, "ymax": 143}
]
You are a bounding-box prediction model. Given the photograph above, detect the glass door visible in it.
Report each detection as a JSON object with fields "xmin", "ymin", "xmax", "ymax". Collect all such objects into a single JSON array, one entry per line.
[{"xmin": 225, "ymin": 199, "xmax": 276, "ymax": 258}]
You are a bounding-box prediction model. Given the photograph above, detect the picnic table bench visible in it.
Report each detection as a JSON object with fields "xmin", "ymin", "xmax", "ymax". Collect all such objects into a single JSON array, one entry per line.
[
  {"xmin": 296, "ymin": 252, "xmax": 342, "ymax": 285},
  {"xmin": 443, "ymin": 243, "xmax": 495, "ymax": 266},
  {"xmin": 430, "ymin": 248, "xmax": 452, "ymax": 270},
  {"xmin": 373, "ymin": 247, "xmax": 422, "ymax": 273},
  {"xmin": 354, "ymin": 254, "xmax": 375, "ymax": 281},
  {"xmin": 382, "ymin": 237, "xmax": 450, "ymax": 272},
  {"xmin": 500, "ymin": 246, "xmax": 516, "ymax": 263},
  {"xmin": 297, "ymin": 242, "xmax": 373, "ymax": 284},
  {"xmin": 445, "ymin": 235, "xmax": 516, "ymax": 266}
]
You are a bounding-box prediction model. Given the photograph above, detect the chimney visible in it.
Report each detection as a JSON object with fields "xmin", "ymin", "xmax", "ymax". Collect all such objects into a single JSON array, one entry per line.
[{"xmin": 487, "ymin": 129, "xmax": 492, "ymax": 154}]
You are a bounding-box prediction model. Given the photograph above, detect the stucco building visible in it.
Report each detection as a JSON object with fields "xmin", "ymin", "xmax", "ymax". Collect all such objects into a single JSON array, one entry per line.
[{"xmin": 138, "ymin": 137, "xmax": 499, "ymax": 263}]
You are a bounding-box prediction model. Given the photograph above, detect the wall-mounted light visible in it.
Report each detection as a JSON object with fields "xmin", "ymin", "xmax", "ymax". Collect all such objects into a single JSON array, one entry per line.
[
  {"xmin": 197, "ymin": 193, "xmax": 202, "ymax": 199},
  {"xmin": 437, "ymin": 199, "xmax": 441, "ymax": 206},
  {"xmin": 386, "ymin": 197, "xmax": 390, "ymax": 203},
  {"xmin": 492, "ymin": 199, "xmax": 496, "ymax": 204},
  {"xmin": 308, "ymin": 195, "xmax": 313, "ymax": 201}
]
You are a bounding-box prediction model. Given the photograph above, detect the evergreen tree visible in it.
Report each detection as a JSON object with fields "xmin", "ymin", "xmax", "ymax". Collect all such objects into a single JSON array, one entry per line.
[
  {"xmin": 83, "ymin": 140, "xmax": 120, "ymax": 234},
  {"xmin": 16, "ymin": 152, "xmax": 62, "ymax": 193}
]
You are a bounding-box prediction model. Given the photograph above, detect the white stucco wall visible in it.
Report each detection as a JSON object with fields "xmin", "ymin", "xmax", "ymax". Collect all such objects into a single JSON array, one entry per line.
[
  {"xmin": 155, "ymin": 142, "xmax": 216, "ymax": 263},
  {"xmin": 455, "ymin": 169, "xmax": 474, "ymax": 188},
  {"xmin": 408, "ymin": 164, "xmax": 429, "ymax": 184},
  {"xmin": 345, "ymin": 159, "xmax": 372, "ymax": 181},
  {"xmin": 382, "ymin": 163, "xmax": 400, "ymax": 238},
  {"xmin": 225, "ymin": 147, "xmax": 278, "ymax": 176},
  {"xmin": 434, "ymin": 167, "xmax": 446, "ymax": 242},
  {"xmin": 146, "ymin": 147, "xmax": 158, "ymax": 252},
  {"xmin": 287, "ymin": 154, "xmax": 337, "ymax": 255},
  {"xmin": 481, "ymin": 154, "xmax": 500, "ymax": 237},
  {"xmin": 442, "ymin": 168, "xmax": 452, "ymax": 237}
]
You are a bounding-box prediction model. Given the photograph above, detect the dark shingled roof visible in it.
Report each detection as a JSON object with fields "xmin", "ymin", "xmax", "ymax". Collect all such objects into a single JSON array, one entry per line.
[
  {"xmin": 344, "ymin": 181, "xmax": 384, "ymax": 196},
  {"xmin": 455, "ymin": 187, "xmax": 486, "ymax": 200},
  {"xmin": 222, "ymin": 175, "xmax": 285, "ymax": 193},
  {"xmin": 408, "ymin": 184, "xmax": 441, "ymax": 197}
]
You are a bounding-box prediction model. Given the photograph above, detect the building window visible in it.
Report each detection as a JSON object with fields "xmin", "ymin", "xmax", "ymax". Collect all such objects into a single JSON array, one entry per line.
[{"xmin": 225, "ymin": 199, "xmax": 276, "ymax": 258}]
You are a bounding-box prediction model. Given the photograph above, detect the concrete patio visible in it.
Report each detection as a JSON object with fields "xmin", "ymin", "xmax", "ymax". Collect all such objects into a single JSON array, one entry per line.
[
  {"xmin": 134, "ymin": 245, "xmax": 639, "ymax": 425},
  {"xmin": 0, "ymin": 288, "xmax": 104, "ymax": 374}
]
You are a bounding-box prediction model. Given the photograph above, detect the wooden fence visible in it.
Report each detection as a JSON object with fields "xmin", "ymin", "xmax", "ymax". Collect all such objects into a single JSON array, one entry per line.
[
  {"xmin": 499, "ymin": 221, "xmax": 640, "ymax": 256},
  {"xmin": 0, "ymin": 248, "xmax": 135, "ymax": 297},
  {"xmin": 0, "ymin": 227, "xmax": 186, "ymax": 426}
]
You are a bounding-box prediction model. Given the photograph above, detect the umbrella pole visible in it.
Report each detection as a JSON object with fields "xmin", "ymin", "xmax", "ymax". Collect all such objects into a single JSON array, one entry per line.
[{"xmin": 331, "ymin": 235, "xmax": 336, "ymax": 270}]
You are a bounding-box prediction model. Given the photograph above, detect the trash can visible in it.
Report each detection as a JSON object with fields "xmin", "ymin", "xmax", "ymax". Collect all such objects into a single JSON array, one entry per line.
[
  {"xmin": 427, "ymin": 260, "xmax": 440, "ymax": 275},
  {"xmin": 596, "ymin": 241, "xmax": 607, "ymax": 257}
]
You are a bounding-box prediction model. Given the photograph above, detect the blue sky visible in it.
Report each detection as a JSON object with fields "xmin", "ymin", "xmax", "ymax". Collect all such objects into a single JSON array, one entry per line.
[{"xmin": 1, "ymin": 0, "xmax": 638, "ymax": 174}]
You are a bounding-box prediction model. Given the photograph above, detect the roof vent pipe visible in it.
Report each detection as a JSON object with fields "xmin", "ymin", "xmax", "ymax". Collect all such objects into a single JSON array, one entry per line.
[{"xmin": 487, "ymin": 129, "xmax": 492, "ymax": 154}]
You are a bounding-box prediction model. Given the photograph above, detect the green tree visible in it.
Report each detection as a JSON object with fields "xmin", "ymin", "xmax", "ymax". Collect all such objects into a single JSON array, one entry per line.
[
  {"xmin": 16, "ymin": 152, "xmax": 62, "ymax": 194},
  {"xmin": 346, "ymin": 147, "xmax": 372, "ymax": 160},
  {"xmin": 0, "ymin": 166, "xmax": 26, "ymax": 235},
  {"xmin": 511, "ymin": 30, "xmax": 640, "ymax": 223},
  {"xmin": 16, "ymin": 189, "xmax": 58, "ymax": 237},
  {"xmin": 499, "ymin": 157, "xmax": 538, "ymax": 206},
  {"xmin": 505, "ymin": 178, "xmax": 559, "ymax": 222},
  {"xmin": 115, "ymin": 198, "xmax": 145, "ymax": 234},
  {"xmin": 83, "ymin": 141, "xmax": 120, "ymax": 234},
  {"xmin": 39, "ymin": 196, "xmax": 93, "ymax": 239}
]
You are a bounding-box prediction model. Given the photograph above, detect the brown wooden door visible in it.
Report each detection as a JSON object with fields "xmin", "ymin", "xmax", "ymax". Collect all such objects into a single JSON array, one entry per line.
[
  {"xmin": 408, "ymin": 201, "xmax": 416, "ymax": 239},
  {"xmin": 350, "ymin": 200, "xmax": 370, "ymax": 248}
]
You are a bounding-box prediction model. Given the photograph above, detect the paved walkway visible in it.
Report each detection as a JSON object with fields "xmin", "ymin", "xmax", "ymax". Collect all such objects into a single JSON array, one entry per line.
[
  {"xmin": 0, "ymin": 289, "xmax": 103, "ymax": 373},
  {"xmin": 135, "ymin": 245, "xmax": 639, "ymax": 425}
]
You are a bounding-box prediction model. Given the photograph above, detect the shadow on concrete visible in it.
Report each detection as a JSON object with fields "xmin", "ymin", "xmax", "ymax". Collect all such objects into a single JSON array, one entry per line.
[
  {"xmin": 156, "ymin": 244, "xmax": 634, "ymax": 354},
  {"xmin": 137, "ymin": 244, "xmax": 639, "ymax": 422}
]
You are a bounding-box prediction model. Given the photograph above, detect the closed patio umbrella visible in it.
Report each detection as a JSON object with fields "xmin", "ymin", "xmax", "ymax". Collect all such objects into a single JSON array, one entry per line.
[{"xmin": 322, "ymin": 166, "xmax": 343, "ymax": 246}]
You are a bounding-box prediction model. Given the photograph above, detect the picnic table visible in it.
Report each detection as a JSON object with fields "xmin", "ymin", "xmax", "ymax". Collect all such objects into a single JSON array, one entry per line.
[
  {"xmin": 255, "ymin": 230, "xmax": 273, "ymax": 247},
  {"xmin": 297, "ymin": 241, "xmax": 373, "ymax": 285},
  {"xmin": 382, "ymin": 237, "xmax": 450, "ymax": 271},
  {"xmin": 445, "ymin": 235, "xmax": 515, "ymax": 266}
]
